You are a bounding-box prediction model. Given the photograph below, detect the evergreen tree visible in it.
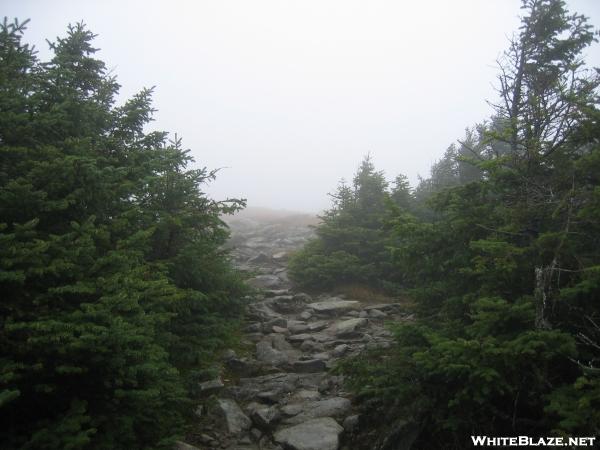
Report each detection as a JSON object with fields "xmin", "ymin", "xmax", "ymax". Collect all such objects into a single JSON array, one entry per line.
[{"xmin": 0, "ymin": 20, "xmax": 245, "ymax": 449}]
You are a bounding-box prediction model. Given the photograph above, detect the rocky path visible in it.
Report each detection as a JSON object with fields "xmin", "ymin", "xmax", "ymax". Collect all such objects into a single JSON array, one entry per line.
[{"xmin": 177, "ymin": 212, "xmax": 404, "ymax": 450}]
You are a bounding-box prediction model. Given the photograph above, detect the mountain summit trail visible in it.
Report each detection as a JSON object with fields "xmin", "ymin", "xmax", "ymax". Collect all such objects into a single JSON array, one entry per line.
[{"xmin": 177, "ymin": 210, "xmax": 407, "ymax": 450}]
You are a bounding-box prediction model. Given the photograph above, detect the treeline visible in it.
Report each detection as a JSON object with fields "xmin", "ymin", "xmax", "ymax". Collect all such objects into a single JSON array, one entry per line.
[
  {"xmin": 290, "ymin": 1, "xmax": 600, "ymax": 447},
  {"xmin": 0, "ymin": 20, "xmax": 246, "ymax": 449}
]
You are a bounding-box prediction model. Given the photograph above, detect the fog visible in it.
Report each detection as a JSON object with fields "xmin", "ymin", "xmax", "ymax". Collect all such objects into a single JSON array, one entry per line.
[{"xmin": 5, "ymin": 0, "xmax": 600, "ymax": 212}]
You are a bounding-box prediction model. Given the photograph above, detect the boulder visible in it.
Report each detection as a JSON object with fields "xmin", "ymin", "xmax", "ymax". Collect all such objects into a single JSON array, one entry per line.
[
  {"xmin": 274, "ymin": 417, "xmax": 343, "ymax": 450},
  {"xmin": 217, "ymin": 399, "xmax": 251, "ymax": 435},
  {"xmin": 327, "ymin": 318, "xmax": 368, "ymax": 337}
]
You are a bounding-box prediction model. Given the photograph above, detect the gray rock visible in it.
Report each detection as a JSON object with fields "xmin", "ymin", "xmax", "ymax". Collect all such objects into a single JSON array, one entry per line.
[
  {"xmin": 272, "ymin": 251, "xmax": 288, "ymax": 261},
  {"xmin": 308, "ymin": 299, "xmax": 360, "ymax": 315},
  {"xmin": 284, "ymin": 397, "xmax": 351, "ymax": 424},
  {"xmin": 225, "ymin": 357, "xmax": 258, "ymax": 376},
  {"xmin": 199, "ymin": 378, "xmax": 224, "ymax": 394},
  {"xmin": 271, "ymin": 333, "xmax": 295, "ymax": 352},
  {"xmin": 292, "ymin": 359, "xmax": 326, "ymax": 373},
  {"xmin": 358, "ymin": 310, "xmax": 369, "ymax": 318},
  {"xmin": 300, "ymin": 340, "xmax": 325, "ymax": 352},
  {"xmin": 307, "ymin": 321, "xmax": 329, "ymax": 332},
  {"xmin": 369, "ymin": 309, "xmax": 387, "ymax": 318},
  {"xmin": 248, "ymin": 274, "xmax": 282, "ymax": 289},
  {"xmin": 272, "ymin": 325, "xmax": 288, "ymax": 334},
  {"xmin": 274, "ymin": 417, "xmax": 343, "ymax": 450},
  {"xmin": 312, "ymin": 352, "xmax": 330, "ymax": 361},
  {"xmin": 288, "ymin": 321, "xmax": 309, "ymax": 334},
  {"xmin": 245, "ymin": 322, "xmax": 263, "ymax": 333},
  {"xmin": 263, "ymin": 317, "xmax": 287, "ymax": 332},
  {"xmin": 300, "ymin": 311, "xmax": 312, "ymax": 320},
  {"xmin": 269, "ymin": 295, "xmax": 306, "ymax": 314},
  {"xmin": 332, "ymin": 344, "xmax": 349, "ymax": 357},
  {"xmin": 256, "ymin": 340, "xmax": 288, "ymax": 366},
  {"xmin": 251, "ymin": 405, "xmax": 280, "ymax": 429},
  {"xmin": 342, "ymin": 414, "xmax": 359, "ymax": 432},
  {"xmin": 290, "ymin": 389, "xmax": 321, "ymax": 402},
  {"xmin": 327, "ymin": 318, "xmax": 368, "ymax": 337},
  {"xmin": 217, "ymin": 399, "xmax": 252, "ymax": 435},
  {"xmin": 288, "ymin": 333, "xmax": 313, "ymax": 342},
  {"xmin": 248, "ymin": 252, "xmax": 271, "ymax": 264}
]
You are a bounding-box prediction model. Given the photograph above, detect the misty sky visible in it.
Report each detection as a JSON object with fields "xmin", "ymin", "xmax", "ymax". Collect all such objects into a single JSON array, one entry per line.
[{"xmin": 4, "ymin": 0, "xmax": 600, "ymax": 213}]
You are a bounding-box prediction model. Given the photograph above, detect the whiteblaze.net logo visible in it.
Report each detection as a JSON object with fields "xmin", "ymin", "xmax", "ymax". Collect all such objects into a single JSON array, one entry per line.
[{"xmin": 471, "ymin": 436, "xmax": 596, "ymax": 447}]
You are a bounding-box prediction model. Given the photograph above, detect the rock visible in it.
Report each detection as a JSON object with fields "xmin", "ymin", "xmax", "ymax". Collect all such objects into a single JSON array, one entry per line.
[
  {"xmin": 263, "ymin": 317, "xmax": 287, "ymax": 332},
  {"xmin": 369, "ymin": 309, "xmax": 387, "ymax": 318},
  {"xmin": 272, "ymin": 325, "xmax": 288, "ymax": 334},
  {"xmin": 332, "ymin": 344, "xmax": 349, "ymax": 357},
  {"xmin": 271, "ymin": 333, "xmax": 295, "ymax": 352},
  {"xmin": 245, "ymin": 322, "xmax": 263, "ymax": 333},
  {"xmin": 288, "ymin": 333, "xmax": 313, "ymax": 342},
  {"xmin": 290, "ymin": 389, "xmax": 321, "ymax": 401},
  {"xmin": 256, "ymin": 340, "xmax": 288, "ymax": 366},
  {"xmin": 174, "ymin": 441, "xmax": 201, "ymax": 450},
  {"xmin": 299, "ymin": 311, "xmax": 312, "ymax": 320},
  {"xmin": 222, "ymin": 349, "xmax": 237, "ymax": 360},
  {"xmin": 312, "ymin": 352, "xmax": 330, "ymax": 360},
  {"xmin": 274, "ymin": 417, "xmax": 343, "ymax": 450},
  {"xmin": 308, "ymin": 299, "xmax": 360, "ymax": 315},
  {"xmin": 199, "ymin": 378, "xmax": 224, "ymax": 394},
  {"xmin": 300, "ymin": 340, "xmax": 324, "ymax": 352},
  {"xmin": 269, "ymin": 295, "xmax": 306, "ymax": 314},
  {"xmin": 226, "ymin": 357, "xmax": 258, "ymax": 377},
  {"xmin": 247, "ymin": 274, "xmax": 282, "ymax": 289},
  {"xmin": 342, "ymin": 414, "xmax": 359, "ymax": 432},
  {"xmin": 248, "ymin": 252, "xmax": 271, "ymax": 264},
  {"xmin": 281, "ymin": 403, "xmax": 305, "ymax": 416},
  {"xmin": 293, "ymin": 292, "xmax": 312, "ymax": 303},
  {"xmin": 292, "ymin": 359, "xmax": 327, "ymax": 373},
  {"xmin": 251, "ymin": 405, "xmax": 280, "ymax": 429},
  {"xmin": 284, "ymin": 397, "xmax": 351, "ymax": 424},
  {"xmin": 272, "ymin": 251, "xmax": 288, "ymax": 261},
  {"xmin": 288, "ymin": 322, "xmax": 309, "ymax": 334},
  {"xmin": 217, "ymin": 399, "xmax": 252, "ymax": 435},
  {"xmin": 250, "ymin": 428, "xmax": 262, "ymax": 440},
  {"xmin": 199, "ymin": 433, "xmax": 216, "ymax": 444},
  {"xmin": 307, "ymin": 321, "xmax": 329, "ymax": 332},
  {"xmin": 327, "ymin": 318, "xmax": 368, "ymax": 337},
  {"xmin": 359, "ymin": 310, "xmax": 369, "ymax": 318}
]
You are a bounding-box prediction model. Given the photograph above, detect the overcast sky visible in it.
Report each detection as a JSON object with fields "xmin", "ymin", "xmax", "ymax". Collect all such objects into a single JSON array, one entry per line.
[{"xmin": 4, "ymin": 0, "xmax": 600, "ymax": 212}]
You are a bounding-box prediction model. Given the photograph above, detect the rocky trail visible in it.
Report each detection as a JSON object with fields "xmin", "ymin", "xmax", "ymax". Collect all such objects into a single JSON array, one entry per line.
[{"xmin": 178, "ymin": 210, "xmax": 406, "ymax": 450}]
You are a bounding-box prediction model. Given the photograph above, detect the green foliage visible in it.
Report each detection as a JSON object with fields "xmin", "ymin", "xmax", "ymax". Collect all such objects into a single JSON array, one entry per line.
[
  {"xmin": 289, "ymin": 155, "xmax": 407, "ymax": 291},
  {"xmin": 0, "ymin": 19, "xmax": 245, "ymax": 449},
  {"xmin": 303, "ymin": 1, "xmax": 600, "ymax": 446}
]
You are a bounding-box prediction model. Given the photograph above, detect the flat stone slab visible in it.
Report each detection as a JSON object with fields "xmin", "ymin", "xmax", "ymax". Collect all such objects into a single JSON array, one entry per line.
[
  {"xmin": 308, "ymin": 300, "xmax": 360, "ymax": 314},
  {"xmin": 274, "ymin": 417, "xmax": 343, "ymax": 450}
]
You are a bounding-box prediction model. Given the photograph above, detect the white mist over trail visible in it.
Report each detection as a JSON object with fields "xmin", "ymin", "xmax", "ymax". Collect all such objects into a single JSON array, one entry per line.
[{"xmin": 6, "ymin": 0, "xmax": 600, "ymax": 212}]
